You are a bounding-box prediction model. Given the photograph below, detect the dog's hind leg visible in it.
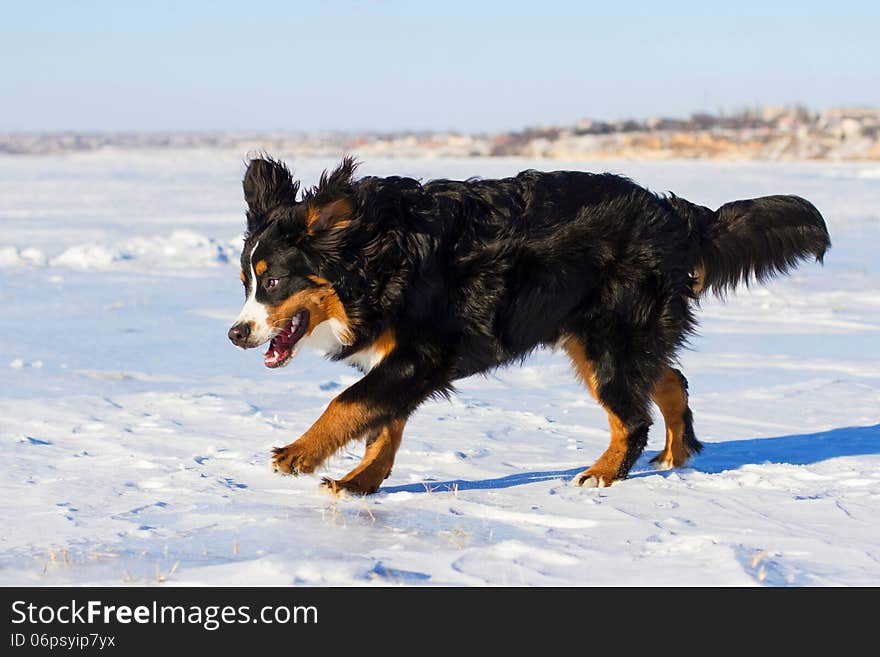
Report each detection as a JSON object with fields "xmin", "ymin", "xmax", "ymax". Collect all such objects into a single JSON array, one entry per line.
[
  {"xmin": 563, "ymin": 335, "xmax": 653, "ymax": 487},
  {"xmin": 320, "ymin": 419, "xmax": 406, "ymax": 496},
  {"xmin": 649, "ymin": 367, "xmax": 702, "ymax": 469}
]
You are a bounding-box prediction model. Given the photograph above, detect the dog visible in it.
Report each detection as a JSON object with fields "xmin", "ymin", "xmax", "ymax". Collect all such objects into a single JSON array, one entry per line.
[{"xmin": 228, "ymin": 156, "xmax": 830, "ymax": 495}]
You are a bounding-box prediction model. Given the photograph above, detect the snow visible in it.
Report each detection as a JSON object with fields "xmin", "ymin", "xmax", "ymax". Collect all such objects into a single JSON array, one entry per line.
[
  {"xmin": 0, "ymin": 152, "xmax": 878, "ymax": 586},
  {"xmin": 49, "ymin": 230, "xmax": 238, "ymax": 271},
  {"xmin": 0, "ymin": 246, "xmax": 47, "ymax": 268}
]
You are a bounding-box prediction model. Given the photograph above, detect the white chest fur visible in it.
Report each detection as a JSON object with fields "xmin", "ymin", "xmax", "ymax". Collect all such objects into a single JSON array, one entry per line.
[
  {"xmin": 305, "ymin": 321, "xmax": 392, "ymax": 373},
  {"xmin": 303, "ymin": 318, "xmax": 349, "ymax": 356},
  {"xmin": 344, "ymin": 344, "xmax": 387, "ymax": 373}
]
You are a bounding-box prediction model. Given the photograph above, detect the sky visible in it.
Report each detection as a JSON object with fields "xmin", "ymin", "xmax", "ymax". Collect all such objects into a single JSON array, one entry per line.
[{"xmin": 2, "ymin": 0, "xmax": 878, "ymax": 133}]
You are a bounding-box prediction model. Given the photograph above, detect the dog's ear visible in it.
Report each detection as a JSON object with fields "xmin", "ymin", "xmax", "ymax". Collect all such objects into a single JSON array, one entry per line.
[
  {"xmin": 306, "ymin": 198, "xmax": 353, "ymax": 234},
  {"xmin": 319, "ymin": 157, "xmax": 358, "ymax": 196},
  {"xmin": 304, "ymin": 157, "xmax": 358, "ymax": 234},
  {"xmin": 242, "ymin": 157, "xmax": 300, "ymax": 233}
]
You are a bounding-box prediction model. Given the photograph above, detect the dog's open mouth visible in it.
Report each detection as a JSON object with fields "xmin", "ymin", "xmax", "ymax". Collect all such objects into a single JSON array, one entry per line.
[{"xmin": 264, "ymin": 309, "xmax": 309, "ymax": 368}]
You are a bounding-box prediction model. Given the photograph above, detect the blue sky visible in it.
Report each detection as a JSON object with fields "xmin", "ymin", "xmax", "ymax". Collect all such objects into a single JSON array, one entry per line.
[{"xmin": 2, "ymin": 0, "xmax": 878, "ymax": 132}]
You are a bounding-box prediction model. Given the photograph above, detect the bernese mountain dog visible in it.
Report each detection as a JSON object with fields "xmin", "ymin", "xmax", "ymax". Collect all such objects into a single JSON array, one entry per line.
[{"xmin": 228, "ymin": 156, "xmax": 829, "ymax": 495}]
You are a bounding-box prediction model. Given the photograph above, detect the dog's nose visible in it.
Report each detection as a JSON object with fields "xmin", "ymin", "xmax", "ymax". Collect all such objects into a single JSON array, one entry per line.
[{"xmin": 228, "ymin": 322, "xmax": 251, "ymax": 347}]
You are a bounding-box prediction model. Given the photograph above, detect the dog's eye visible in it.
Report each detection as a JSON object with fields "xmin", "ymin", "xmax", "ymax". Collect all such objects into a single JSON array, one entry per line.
[{"xmin": 265, "ymin": 278, "xmax": 279, "ymax": 289}]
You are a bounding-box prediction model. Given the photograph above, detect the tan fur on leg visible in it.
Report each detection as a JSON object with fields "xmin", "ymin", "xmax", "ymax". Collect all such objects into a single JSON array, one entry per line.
[
  {"xmin": 321, "ymin": 419, "xmax": 406, "ymax": 496},
  {"xmin": 650, "ymin": 366, "xmax": 692, "ymax": 469},
  {"xmin": 563, "ymin": 336, "xmax": 635, "ymax": 487}
]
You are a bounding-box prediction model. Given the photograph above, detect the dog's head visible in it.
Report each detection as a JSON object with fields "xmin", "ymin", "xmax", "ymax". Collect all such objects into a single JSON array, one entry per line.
[{"xmin": 228, "ymin": 156, "xmax": 357, "ymax": 368}]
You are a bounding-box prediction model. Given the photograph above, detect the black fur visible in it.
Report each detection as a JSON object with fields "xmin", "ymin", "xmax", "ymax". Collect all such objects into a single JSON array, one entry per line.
[
  {"xmin": 242, "ymin": 156, "xmax": 301, "ymax": 234},
  {"xmin": 673, "ymin": 369, "xmax": 703, "ymax": 457},
  {"xmin": 668, "ymin": 194, "xmax": 830, "ymax": 295},
  {"xmin": 238, "ymin": 157, "xmax": 830, "ymax": 482}
]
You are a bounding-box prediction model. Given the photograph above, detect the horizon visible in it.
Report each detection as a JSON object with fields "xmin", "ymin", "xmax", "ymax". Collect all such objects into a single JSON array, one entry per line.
[
  {"xmin": 2, "ymin": 102, "xmax": 875, "ymax": 138},
  {"xmin": 3, "ymin": 1, "xmax": 879, "ymax": 133}
]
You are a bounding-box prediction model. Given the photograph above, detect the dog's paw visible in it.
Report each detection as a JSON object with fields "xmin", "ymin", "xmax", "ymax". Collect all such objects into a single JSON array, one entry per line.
[
  {"xmin": 271, "ymin": 443, "xmax": 318, "ymax": 475},
  {"xmin": 573, "ymin": 468, "xmax": 615, "ymax": 488},
  {"xmin": 649, "ymin": 448, "xmax": 690, "ymax": 470},
  {"xmin": 320, "ymin": 476, "xmax": 382, "ymax": 497},
  {"xmin": 649, "ymin": 451, "xmax": 675, "ymax": 471}
]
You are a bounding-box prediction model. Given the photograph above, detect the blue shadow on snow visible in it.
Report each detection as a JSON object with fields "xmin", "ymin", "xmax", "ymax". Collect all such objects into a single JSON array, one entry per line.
[{"xmin": 381, "ymin": 423, "xmax": 880, "ymax": 494}]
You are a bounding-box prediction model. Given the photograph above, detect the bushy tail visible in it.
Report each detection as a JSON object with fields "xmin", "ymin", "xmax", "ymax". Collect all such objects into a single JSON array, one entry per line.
[{"xmin": 679, "ymin": 195, "xmax": 830, "ymax": 296}]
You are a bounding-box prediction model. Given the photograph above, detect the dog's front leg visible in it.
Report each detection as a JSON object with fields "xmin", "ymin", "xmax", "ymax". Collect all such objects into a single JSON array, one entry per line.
[
  {"xmin": 271, "ymin": 347, "xmax": 447, "ymax": 477},
  {"xmin": 271, "ymin": 396, "xmax": 373, "ymax": 475}
]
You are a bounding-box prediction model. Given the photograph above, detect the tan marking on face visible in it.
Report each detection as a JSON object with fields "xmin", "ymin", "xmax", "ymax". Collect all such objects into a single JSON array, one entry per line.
[
  {"xmin": 254, "ymin": 260, "xmax": 268, "ymax": 276},
  {"xmin": 240, "ymin": 270, "xmax": 246, "ymax": 283},
  {"xmin": 266, "ymin": 285, "xmax": 353, "ymax": 343}
]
